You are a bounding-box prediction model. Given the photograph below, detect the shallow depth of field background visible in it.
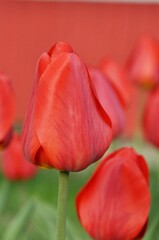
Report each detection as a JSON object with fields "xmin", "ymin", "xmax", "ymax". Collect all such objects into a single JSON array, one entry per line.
[{"xmin": 0, "ymin": 1, "xmax": 159, "ymax": 239}]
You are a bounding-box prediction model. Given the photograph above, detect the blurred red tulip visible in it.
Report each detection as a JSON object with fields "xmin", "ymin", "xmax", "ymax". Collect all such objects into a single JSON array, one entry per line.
[
  {"xmin": 2, "ymin": 134, "xmax": 37, "ymax": 181},
  {"xmin": 76, "ymin": 147, "xmax": 150, "ymax": 240},
  {"xmin": 22, "ymin": 42, "xmax": 112, "ymax": 171},
  {"xmin": 123, "ymin": 85, "xmax": 148, "ymax": 139},
  {"xmin": 143, "ymin": 87, "xmax": 159, "ymax": 147},
  {"xmin": 126, "ymin": 36, "xmax": 159, "ymax": 89},
  {"xmin": 0, "ymin": 72, "xmax": 14, "ymax": 148},
  {"xmin": 123, "ymin": 86, "xmax": 139, "ymax": 138},
  {"xmin": 89, "ymin": 67, "xmax": 125, "ymax": 138},
  {"xmin": 99, "ymin": 58, "xmax": 131, "ymax": 107}
]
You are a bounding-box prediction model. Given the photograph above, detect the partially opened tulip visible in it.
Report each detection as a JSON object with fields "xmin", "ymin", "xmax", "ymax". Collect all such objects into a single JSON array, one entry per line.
[
  {"xmin": 126, "ymin": 36, "xmax": 159, "ymax": 89},
  {"xmin": 99, "ymin": 58, "xmax": 131, "ymax": 107},
  {"xmin": 2, "ymin": 133, "xmax": 37, "ymax": 181},
  {"xmin": 89, "ymin": 67, "xmax": 125, "ymax": 138},
  {"xmin": 22, "ymin": 42, "xmax": 112, "ymax": 172},
  {"xmin": 76, "ymin": 147, "xmax": 150, "ymax": 240},
  {"xmin": 0, "ymin": 72, "xmax": 15, "ymax": 149},
  {"xmin": 143, "ymin": 87, "xmax": 159, "ymax": 148}
]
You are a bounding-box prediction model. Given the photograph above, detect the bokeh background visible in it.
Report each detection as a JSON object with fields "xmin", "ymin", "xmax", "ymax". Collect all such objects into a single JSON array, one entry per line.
[
  {"xmin": 1, "ymin": 1, "xmax": 159, "ymax": 239},
  {"xmin": 1, "ymin": 1, "xmax": 159, "ymax": 121}
]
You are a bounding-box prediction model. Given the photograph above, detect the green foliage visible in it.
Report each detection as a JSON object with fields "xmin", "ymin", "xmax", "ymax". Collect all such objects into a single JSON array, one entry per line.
[
  {"xmin": 3, "ymin": 200, "xmax": 35, "ymax": 240},
  {"xmin": 0, "ymin": 141, "xmax": 159, "ymax": 239},
  {"xmin": 0, "ymin": 169, "xmax": 90, "ymax": 240}
]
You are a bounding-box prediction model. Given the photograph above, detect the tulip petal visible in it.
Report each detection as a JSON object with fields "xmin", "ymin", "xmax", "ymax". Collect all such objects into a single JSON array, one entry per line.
[
  {"xmin": 22, "ymin": 51, "xmax": 52, "ymax": 165},
  {"xmin": 2, "ymin": 134, "xmax": 37, "ymax": 181},
  {"xmin": 99, "ymin": 58, "xmax": 131, "ymax": 107},
  {"xmin": 0, "ymin": 127, "xmax": 13, "ymax": 149},
  {"xmin": 22, "ymin": 90, "xmax": 41, "ymax": 164},
  {"xmin": 76, "ymin": 147, "xmax": 150, "ymax": 240},
  {"xmin": 143, "ymin": 88, "xmax": 159, "ymax": 147},
  {"xmin": 0, "ymin": 73, "xmax": 14, "ymax": 142},
  {"xmin": 89, "ymin": 67, "xmax": 125, "ymax": 138},
  {"xmin": 22, "ymin": 52, "xmax": 56, "ymax": 168},
  {"xmin": 126, "ymin": 36, "xmax": 159, "ymax": 89},
  {"xmin": 37, "ymin": 53, "xmax": 51, "ymax": 80}
]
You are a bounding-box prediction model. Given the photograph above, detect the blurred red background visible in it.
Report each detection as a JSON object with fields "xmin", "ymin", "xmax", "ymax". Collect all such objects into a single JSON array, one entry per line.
[{"xmin": 0, "ymin": 1, "xmax": 159, "ymax": 121}]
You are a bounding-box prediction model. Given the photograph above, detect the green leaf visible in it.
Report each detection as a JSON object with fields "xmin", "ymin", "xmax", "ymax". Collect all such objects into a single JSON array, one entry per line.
[
  {"xmin": 0, "ymin": 180, "xmax": 12, "ymax": 213},
  {"xmin": 3, "ymin": 200, "xmax": 35, "ymax": 240},
  {"xmin": 143, "ymin": 216, "xmax": 159, "ymax": 240}
]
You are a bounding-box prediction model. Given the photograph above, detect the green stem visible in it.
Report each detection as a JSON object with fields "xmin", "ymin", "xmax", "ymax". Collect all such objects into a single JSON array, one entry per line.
[{"xmin": 55, "ymin": 171, "xmax": 69, "ymax": 240}]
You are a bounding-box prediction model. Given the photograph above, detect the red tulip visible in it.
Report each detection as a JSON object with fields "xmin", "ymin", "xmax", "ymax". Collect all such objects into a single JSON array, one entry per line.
[
  {"xmin": 76, "ymin": 147, "xmax": 150, "ymax": 240},
  {"xmin": 22, "ymin": 42, "xmax": 112, "ymax": 171},
  {"xmin": 126, "ymin": 36, "xmax": 159, "ymax": 89},
  {"xmin": 143, "ymin": 87, "xmax": 159, "ymax": 147},
  {"xmin": 2, "ymin": 134, "xmax": 37, "ymax": 181},
  {"xmin": 99, "ymin": 58, "xmax": 131, "ymax": 107},
  {"xmin": 89, "ymin": 67, "xmax": 125, "ymax": 138},
  {"xmin": 123, "ymin": 85, "xmax": 142, "ymax": 139},
  {"xmin": 0, "ymin": 72, "xmax": 15, "ymax": 148}
]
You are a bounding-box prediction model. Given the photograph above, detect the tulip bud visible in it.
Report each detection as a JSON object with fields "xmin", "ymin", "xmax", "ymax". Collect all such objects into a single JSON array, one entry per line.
[
  {"xmin": 2, "ymin": 133, "xmax": 37, "ymax": 181},
  {"xmin": 76, "ymin": 147, "xmax": 150, "ymax": 240},
  {"xmin": 126, "ymin": 36, "xmax": 159, "ymax": 89},
  {"xmin": 143, "ymin": 87, "xmax": 159, "ymax": 148},
  {"xmin": 89, "ymin": 67, "xmax": 125, "ymax": 138},
  {"xmin": 99, "ymin": 58, "xmax": 131, "ymax": 107},
  {"xmin": 22, "ymin": 42, "xmax": 112, "ymax": 171},
  {"xmin": 0, "ymin": 72, "xmax": 15, "ymax": 149}
]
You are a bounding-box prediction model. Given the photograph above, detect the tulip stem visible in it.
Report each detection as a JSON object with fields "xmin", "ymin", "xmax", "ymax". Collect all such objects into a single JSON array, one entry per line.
[{"xmin": 55, "ymin": 171, "xmax": 69, "ymax": 240}]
